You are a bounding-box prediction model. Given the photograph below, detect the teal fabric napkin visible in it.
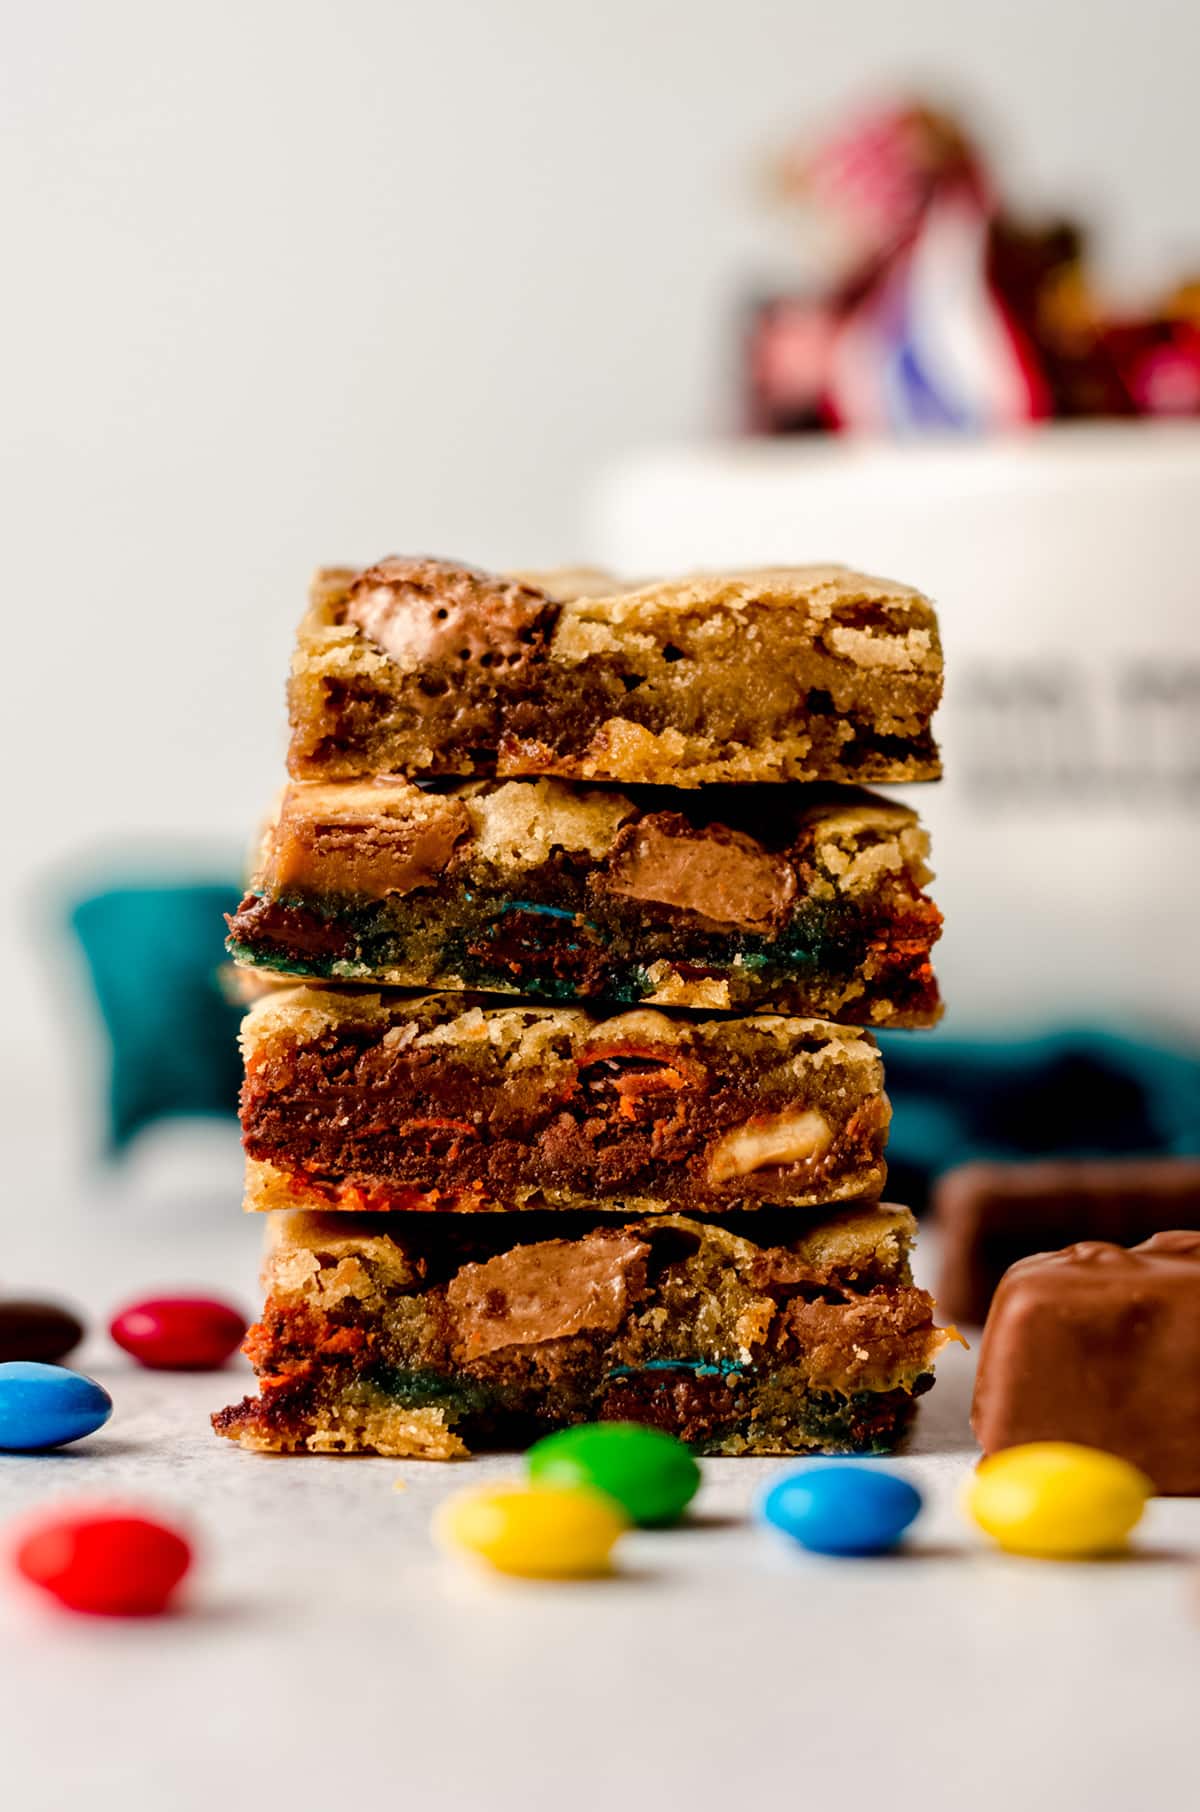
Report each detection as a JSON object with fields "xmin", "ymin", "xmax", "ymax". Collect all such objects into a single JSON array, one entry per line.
[
  {"xmin": 68, "ymin": 882, "xmax": 244, "ymax": 1152},
  {"xmin": 878, "ymin": 1025, "xmax": 1200, "ymax": 1208}
]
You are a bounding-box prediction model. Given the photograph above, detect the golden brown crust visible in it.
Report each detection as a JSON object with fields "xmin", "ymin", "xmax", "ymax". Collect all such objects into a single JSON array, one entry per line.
[
  {"xmin": 239, "ymin": 986, "xmax": 883, "ymax": 1071},
  {"xmin": 224, "ymin": 1400, "xmax": 469, "ymax": 1459},
  {"xmin": 549, "ymin": 564, "xmax": 938, "ymax": 660}
]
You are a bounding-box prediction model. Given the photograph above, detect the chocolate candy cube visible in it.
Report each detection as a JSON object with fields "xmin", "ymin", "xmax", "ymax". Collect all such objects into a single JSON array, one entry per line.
[
  {"xmin": 971, "ymin": 1232, "xmax": 1200, "ymax": 1495},
  {"xmin": 934, "ymin": 1158, "xmax": 1200, "ymax": 1324}
]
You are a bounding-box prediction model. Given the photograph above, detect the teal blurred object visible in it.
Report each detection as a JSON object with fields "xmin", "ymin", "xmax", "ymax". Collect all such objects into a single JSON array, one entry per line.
[
  {"xmin": 67, "ymin": 883, "xmax": 243, "ymax": 1151},
  {"xmin": 878, "ymin": 1025, "xmax": 1200, "ymax": 1210}
]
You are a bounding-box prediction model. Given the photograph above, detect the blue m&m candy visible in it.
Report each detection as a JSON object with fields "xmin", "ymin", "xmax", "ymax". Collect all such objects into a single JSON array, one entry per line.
[
  {"xmin": 760, "ymin": 1463, "xmax": 922, "ymax": 1556},
  {"xmin": 0, "ymin": 1361, "xmax": 113, "ymax": 1451}
]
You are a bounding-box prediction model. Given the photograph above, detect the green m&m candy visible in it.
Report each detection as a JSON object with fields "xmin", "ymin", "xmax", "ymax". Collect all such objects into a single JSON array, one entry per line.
[{"xmin": 527, "ymin": 1422, "xmax": 701, "ymax": 1527}]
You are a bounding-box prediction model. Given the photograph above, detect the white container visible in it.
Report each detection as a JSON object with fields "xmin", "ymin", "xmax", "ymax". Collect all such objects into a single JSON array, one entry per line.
[{"xmin": 589, "ymin": 423, "xmax": 1200, "ymax": 1040}]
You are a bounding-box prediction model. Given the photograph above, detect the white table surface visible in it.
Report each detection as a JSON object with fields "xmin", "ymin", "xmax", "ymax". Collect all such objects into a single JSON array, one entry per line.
[{"xmin": 0, "ymin": 1136, "xmax": 1195, "ymax": 1812}]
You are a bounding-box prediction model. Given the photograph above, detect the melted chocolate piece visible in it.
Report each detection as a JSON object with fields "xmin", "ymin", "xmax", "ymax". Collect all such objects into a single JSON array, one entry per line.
[
  {"xmin": 346, "ymin": 557, "xmax": 560, "ymax": 672},
  {"xmin": 933, "ymin": 1158, "xmax": 1200, "ymax": 1324},
  {"xmin": 269, "ymin": 787, "xmax": 469, "ymax": 898},
  {"xmin": 971, "ymin": 1231, "xmax": 1200, "ymax": 1494},
  {"xmin": 446, "ymin": 1231, "xmax": 650, "ymax": 1359},
  {"xmin": 227, "ymin": 896, "xmax": 353, "ymax": 963},
  {"xmin": 603, "ymin": 813, "xmax": 797, "ymax": 932},
  {"xmin": 599, "ymin": 1369, "xmax": 747, "ymax": 1444}
]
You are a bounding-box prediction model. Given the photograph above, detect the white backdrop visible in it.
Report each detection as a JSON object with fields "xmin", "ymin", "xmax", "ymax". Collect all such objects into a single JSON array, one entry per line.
[{"xmin": 2, "ymin": 0, "xmax": 1197, "ymax": 1169}]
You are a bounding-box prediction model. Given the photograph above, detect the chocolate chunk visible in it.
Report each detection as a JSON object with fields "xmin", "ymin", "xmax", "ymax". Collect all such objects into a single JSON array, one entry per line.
[
  {"xmin": 268, "ymin": 785, "xmax": 470, "ymax": 899},
  {"xmin": 933, "ymin": 1157, "xmax": 1200, "ymax": 1324},
  {"xmin": 465, "ymin": 906, "xmax": 610, "ymax": 995},
  {"xmin": 345, "ymin": 556, "xmax": 560, "ymax": 672},
  {"xmin": 226, "ymin": 895, "xmax": 353, "ymax": 963},
  {"xmin": 603, "ymin": 814, "xmax": 797, "ymax": 932},
  {"xmin": 446, "ymin": 1231, "xmax": 650, "ymax": 1360},
  {"xmin": 0, "ymin": 1300, "xmax": 85, "ymax": 1364},
  {"xmin": 599, "ymin": 1369, "xmax": 745, "ymax": 1444},
  {"xmin": 971, "ymin": 1232, "xmax": 1200, "ymax": 1494}
]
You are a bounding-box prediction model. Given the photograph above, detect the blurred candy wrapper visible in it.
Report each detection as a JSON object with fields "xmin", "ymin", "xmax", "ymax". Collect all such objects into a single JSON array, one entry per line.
[
  {"xmin": 66, "ymin": 879, "xmax": 243, "ymax": 1152},
  {"xmin": 747, "ymin": 97, "xmax": 1200, "ymax": 435}
]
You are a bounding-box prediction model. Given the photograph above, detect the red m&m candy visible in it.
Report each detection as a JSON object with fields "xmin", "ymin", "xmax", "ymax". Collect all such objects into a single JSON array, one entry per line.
[
  {"xmin": 15, "ymin": 1510, "xmax": 192, "ymax": 1615},
  {"xmin": 109, "ymin": 1296, "xmax": 247, "ymax": 1370}
]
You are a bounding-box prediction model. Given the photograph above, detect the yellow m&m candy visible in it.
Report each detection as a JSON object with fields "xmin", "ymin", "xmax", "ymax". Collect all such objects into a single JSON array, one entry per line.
[
  {"xmin": 433, "ymin": 1481, "xmax": 627, "ymax": 1578},
  {"xmin": 963, "ymin": 1442, "xmax": 1152, "ymax": 1558}
]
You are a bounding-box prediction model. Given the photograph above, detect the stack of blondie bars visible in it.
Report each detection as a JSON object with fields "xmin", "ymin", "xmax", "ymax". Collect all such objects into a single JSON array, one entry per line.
[{"xmin": 215, "ymin": 557, "xmax": 953, "ymax": 1457}]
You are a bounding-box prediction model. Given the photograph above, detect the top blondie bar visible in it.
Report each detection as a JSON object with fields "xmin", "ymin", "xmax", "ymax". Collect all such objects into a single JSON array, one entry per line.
[{"xmin": 287, "ymin": 557, "xmax": 943, "ymax": 787}]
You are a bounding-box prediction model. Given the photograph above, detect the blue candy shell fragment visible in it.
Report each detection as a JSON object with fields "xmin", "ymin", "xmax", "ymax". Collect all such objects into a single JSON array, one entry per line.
[
  {"xmin": 0, "ymin": 1361, "xmax": 113, "ymax": 1451},
  {"xmin": 760, "ymin": 1464, "xmax": 922, "ymax": 1556}
]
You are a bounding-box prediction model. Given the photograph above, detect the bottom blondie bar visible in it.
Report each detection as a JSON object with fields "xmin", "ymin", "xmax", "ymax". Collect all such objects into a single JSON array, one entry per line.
[{"xmin": 214, "ymin": 1204, "xmax": 953, "ymax": 1457}]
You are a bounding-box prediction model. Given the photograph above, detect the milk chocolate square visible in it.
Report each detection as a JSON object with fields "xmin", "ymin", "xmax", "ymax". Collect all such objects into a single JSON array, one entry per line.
[
  {"xmin": 934, "ymin": 1158, "xmax": 1200, "ymax": 1324},
  {"xmin": 971, "ymin": 1232, "xmax": 1200, "ymax": 1494}
]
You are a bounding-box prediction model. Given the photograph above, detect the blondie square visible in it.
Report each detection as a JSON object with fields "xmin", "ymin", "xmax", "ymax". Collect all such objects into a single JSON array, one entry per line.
[
  {"xmin": 226, "ymin": 776, "xmax": 942, "ymax": 1022},
  {"xmin": 286, "ymin": 558, "xmax": 942, "ymax": 787},
  {"xmin": 213, "ymin": 1202, "xmax": 954, "ymax": 1457},
  {"xmin": 238, "ymin": 988, "xmax": 890, "ymax": 1216}
]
